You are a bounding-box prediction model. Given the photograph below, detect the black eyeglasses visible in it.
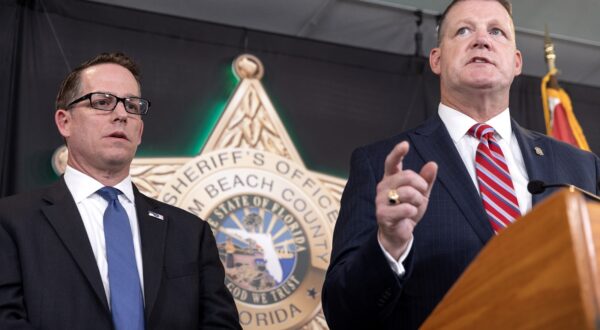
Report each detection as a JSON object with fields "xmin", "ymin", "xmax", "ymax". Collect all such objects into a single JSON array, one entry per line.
[{"xmin": 67, "ymin": 92, "xmax": 150, "ymax": 115}]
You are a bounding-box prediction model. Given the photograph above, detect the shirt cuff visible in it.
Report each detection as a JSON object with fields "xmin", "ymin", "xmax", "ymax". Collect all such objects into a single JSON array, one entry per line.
[{"xmin": 377, "ymin": 235, "xmax": 414, "ymax": 277}]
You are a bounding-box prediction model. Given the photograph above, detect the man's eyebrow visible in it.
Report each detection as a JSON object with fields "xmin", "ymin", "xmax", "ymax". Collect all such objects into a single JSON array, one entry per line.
[
  {"xmin": 93, "ymin": 91, "xmax": 141, "ymax": 98},
  {"xmin": 450, "ymin": 17, "xmax": 513, "ymax": 33},
  {"xmin": 447, "ymin": 18, "xmax": 475, "ymax": 33}
]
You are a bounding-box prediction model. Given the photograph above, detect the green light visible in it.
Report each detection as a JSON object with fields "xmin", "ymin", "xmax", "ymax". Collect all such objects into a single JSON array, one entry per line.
[
  {"xmin": 190, "ymin": 66, "xmax": 240, "ymax": 154},
  {"xmin": 191, "ymin": 100, "xmax": 227, "ymax": 154}
]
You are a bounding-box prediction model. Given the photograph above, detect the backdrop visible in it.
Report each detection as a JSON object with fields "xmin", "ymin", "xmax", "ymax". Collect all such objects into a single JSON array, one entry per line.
[{"xmin": 2, "ymin": 0, "xmax": 599, "ymax": 196}]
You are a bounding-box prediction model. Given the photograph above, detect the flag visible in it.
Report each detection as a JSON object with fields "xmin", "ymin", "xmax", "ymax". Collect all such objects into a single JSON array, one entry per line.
[{"xmin": 541, "ymin": 67, "xmax": 590, "ymax": 151}]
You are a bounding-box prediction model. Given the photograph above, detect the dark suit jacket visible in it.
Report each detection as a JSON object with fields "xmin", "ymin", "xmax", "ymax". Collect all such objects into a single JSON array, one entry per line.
[
  {"xmin": 0, "ymin": 178, "xmax": 241, "ymax": 330},
  {"xmin": 322, "ymin": 116, "xmax": 600, "ymax": 329}
]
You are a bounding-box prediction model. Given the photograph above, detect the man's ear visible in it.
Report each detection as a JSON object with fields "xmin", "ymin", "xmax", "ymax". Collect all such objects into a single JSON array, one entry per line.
[
  {"xmin": 136, "ymin": 120, "xmax": 144, "ymax": 146},
  {"xmin": 55, "ymin": 109, "xmax": 71, "ymax": 139},
  {"xmin": 514, "ymin": 49, "xmax": 523, "ymax": 76},
  {"xmin": 429, "ymin": 47, "xmax": 442, "ymax": 75}
]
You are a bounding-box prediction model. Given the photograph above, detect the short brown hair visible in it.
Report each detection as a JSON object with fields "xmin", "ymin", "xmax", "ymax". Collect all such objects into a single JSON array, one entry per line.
[
  {"xmin": 55, "ymin": 52, "xmax": 141, "ymax": 110},
  {"xmin": 437, "ymin": 0, "xmax": 513, "ymax": 45}
]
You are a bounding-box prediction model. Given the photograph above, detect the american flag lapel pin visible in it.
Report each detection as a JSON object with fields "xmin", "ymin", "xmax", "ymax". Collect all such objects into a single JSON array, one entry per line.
[{"xmin": 148, "ymin": 210, "xmax": 165, "ymax": 220}]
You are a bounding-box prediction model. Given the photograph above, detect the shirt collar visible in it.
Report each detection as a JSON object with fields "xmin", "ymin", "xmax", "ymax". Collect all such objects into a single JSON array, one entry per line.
[
  {"xmin": 64, "ymin": 165, "xmax": 135, "ymax": 204},
  {"xmin": 438, "ymin": 103, "xmax": 512, "ymax": 142}
]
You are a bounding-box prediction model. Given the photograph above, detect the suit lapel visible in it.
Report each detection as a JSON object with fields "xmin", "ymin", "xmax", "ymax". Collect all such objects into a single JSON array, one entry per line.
[
  {"xmin": 409, "ymin": 117, "xmax": 494, "ymax": 244},
  {"xmin": 134, "ymin": 188, "xmax": 167, "ymax": 321},
  {"xmin": 41, "ymin": 179, "xmax": 109, "ymax": 311},
  {"xmin": 512, "ymin": 120, "xmax": 557, "ymax": 205}
]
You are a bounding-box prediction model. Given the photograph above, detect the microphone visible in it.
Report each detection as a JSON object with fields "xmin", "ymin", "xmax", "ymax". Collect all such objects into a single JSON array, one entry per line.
[
  {"xmin": 527, "ymin": 180, "xmax": 600, "ymax": 202},
  {"xmin": 526, "ymin": 180, "xmax": 547, "ymax": 195}
]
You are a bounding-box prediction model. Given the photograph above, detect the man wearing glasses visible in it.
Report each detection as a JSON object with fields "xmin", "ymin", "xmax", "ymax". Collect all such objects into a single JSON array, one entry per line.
[{"xmin": 0, "ymin": 53, "xmax": 241, "ymax": 329}]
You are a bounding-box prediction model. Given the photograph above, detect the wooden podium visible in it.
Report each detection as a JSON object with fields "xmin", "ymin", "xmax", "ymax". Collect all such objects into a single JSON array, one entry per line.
[{"xmin": 422, "ymin": 189, "xmax": 600, "ymax": 329}]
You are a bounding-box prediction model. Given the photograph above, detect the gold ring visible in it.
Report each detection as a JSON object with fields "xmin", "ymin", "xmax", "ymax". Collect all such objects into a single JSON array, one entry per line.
[{"xmin": 388, "ymin": 189, "xmax": 400, "ymax": 205}]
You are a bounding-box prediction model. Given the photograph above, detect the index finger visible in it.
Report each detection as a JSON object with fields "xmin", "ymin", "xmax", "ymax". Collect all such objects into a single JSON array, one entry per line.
[{"xmin": 384, "ymin": 141, "xmax": 409, "ymax": 177}]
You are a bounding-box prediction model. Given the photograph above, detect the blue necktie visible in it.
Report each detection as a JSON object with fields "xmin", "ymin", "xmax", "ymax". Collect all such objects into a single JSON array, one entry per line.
[{"xmin": 97, "ymin": 187, "xmax": 145, "ymax": 330}]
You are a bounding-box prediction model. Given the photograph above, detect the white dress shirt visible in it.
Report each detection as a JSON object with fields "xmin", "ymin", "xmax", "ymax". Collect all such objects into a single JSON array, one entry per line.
[
  {"xmin": 380, "ymin": 103, "xmax": 532, "ymax": 276},
  {"xmin": 438, "ymin": 104, "xmax": 532, "ymax": 215},
  {"xmin": 64, "ymin": 165, "xmax": 145, "ymax": 304}
]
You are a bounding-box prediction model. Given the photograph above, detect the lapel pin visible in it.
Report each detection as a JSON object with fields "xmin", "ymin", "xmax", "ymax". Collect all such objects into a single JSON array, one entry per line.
[
  {"xmin": 148, "ymin": 211, "xmax": 165, "ymax": 220},
  {"xmin": 534, "ymin": 146, "xmax": 544, "ymax": 156}
]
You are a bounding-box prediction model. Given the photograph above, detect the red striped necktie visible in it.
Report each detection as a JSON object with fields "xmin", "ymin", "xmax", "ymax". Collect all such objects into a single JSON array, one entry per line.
[{"xmin": 468, "ymin": 123, "xmax": 521, "ymax": 233}]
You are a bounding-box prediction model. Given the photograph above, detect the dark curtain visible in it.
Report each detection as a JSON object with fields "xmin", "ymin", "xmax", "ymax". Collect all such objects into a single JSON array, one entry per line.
[
  {"xmin": 0, "ymin": 0, "xmax": 22, "ymax": 196},
  {"xmin": 1, "ymin": 0, "xmax": 599, "ymax": 197}
]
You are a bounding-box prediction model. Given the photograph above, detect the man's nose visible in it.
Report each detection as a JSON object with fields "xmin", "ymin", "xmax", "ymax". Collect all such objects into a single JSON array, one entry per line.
[
  {"xmin": 112, "ymin": 100, "xmax": 129, "ymax": 120},
  {"xmin": 472, "ymin": 30, "xmax": 491, "ymax": 49}
]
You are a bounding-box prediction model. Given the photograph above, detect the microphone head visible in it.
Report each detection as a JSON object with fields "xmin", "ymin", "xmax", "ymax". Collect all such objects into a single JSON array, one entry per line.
[{"xmin": 527, "ymin": 180, "xmax": 546, "ymax": 194}]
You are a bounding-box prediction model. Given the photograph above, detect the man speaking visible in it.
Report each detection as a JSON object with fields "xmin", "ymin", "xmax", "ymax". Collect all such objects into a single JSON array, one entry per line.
[{"xmin": 322, "ymin": 1, "xmax": 600, "ymax": 329}]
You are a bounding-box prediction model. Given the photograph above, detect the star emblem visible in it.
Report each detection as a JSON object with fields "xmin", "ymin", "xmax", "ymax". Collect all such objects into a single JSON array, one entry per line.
[{"xmin": 51, "ymin": 54, "xmax": 342, "ymax": 330}]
